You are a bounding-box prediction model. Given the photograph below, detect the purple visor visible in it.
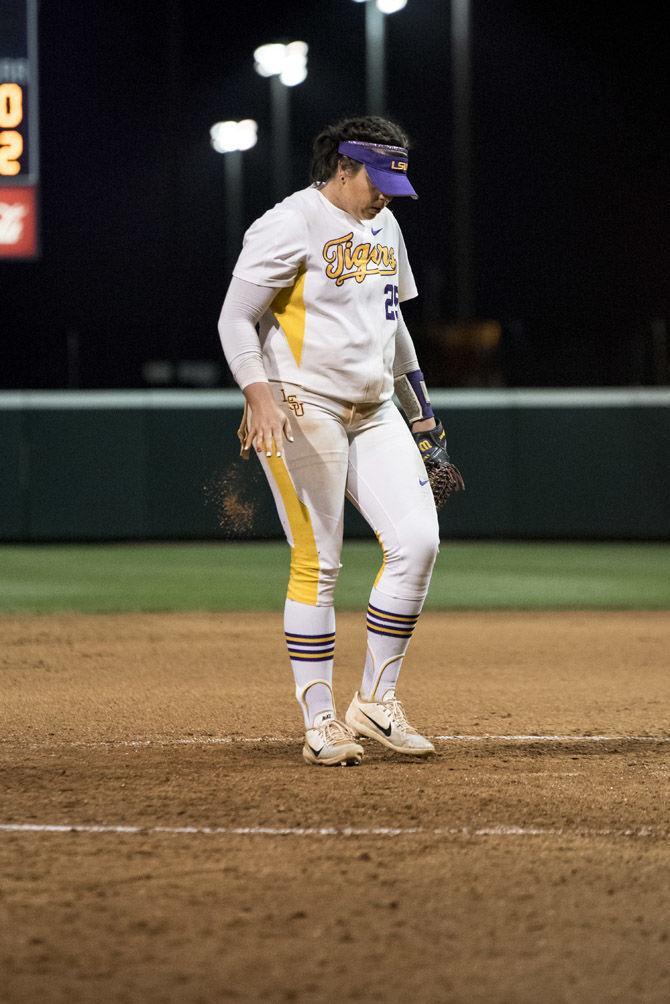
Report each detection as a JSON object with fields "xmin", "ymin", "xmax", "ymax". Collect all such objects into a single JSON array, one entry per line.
[{"xmin": 338, "ymin": 141, "xmax": 418, "ymax": 199}]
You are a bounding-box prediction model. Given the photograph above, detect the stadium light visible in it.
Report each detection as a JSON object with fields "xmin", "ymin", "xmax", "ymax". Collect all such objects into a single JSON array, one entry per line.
[
  {"xmin": 352, "ymin": 0, "xmax": 407, "ymax": 8},
  {"xmin": 253, "ymin": 41, "xmax": 308, "ymax": 87},
  {"xmin": 253, "ymin": 42, "xmax": 308, "ymax": 200},
  {"xmin": 210, "ymin": 119, "xmax": 258, "ymax": 154},
  {"xmin": 210, "ymin": 120, "xmax": 258, "ymax": 279},
  {"xmin": 376, "ymin": 0, "xmax": 407, "ymax": 12},
  {"xmin": 351, "ymin": 1, "xmax": 409, "ymax": 114}
]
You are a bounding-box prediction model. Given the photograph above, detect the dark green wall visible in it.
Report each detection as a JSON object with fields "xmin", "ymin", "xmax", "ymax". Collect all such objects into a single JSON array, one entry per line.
[{"xmin": 1, "ymin": 395, "xmax": 668, "ymax": 541}]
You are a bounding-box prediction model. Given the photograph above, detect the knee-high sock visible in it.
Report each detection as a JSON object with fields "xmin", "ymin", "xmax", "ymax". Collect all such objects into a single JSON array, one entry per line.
[
  {"xmin": 360, "ymin": 586, "xmax": 422, "ymax": 701},
  {"xmin": 285, "ymin": 598, "xmax": 336, "ymax": 728}
]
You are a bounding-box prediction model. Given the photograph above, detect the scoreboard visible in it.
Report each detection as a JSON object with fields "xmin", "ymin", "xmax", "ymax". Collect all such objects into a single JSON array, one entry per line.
[{"xmin": 0, "ymin": 0, "xmax": 38, "ymax": 258}]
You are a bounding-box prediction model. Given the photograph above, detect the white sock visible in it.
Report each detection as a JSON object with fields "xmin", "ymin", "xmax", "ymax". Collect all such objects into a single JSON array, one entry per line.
[
  {"xmin": 285, "ymin": 598, "xmax": 336, "ymax": 728},
  {"xmin": 360, "ymin": 586, "xmax": 422, "ymax": 701}
]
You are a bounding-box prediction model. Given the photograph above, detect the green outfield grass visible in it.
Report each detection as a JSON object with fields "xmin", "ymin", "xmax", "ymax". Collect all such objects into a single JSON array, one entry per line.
[{"xmin": 0, "ymin": 541, "xmax": 669, "ymax": 613}]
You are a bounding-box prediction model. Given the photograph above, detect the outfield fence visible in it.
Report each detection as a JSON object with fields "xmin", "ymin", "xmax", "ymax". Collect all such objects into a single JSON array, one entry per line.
[{"xmin": 1, "ymin": 389, "xmax": 669, "ymax": 541}]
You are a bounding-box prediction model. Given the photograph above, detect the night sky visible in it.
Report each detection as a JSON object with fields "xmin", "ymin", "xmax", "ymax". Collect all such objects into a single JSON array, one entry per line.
[{"xmin": 1, "ymin": 0, "xmax": 667, "ymax": 389}]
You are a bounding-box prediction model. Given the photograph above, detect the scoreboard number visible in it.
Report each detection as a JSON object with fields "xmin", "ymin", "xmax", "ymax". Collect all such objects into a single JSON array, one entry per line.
[
  {"xmin": 1, "ymin": 82, "xmax": 24, "ymax": 128},
  {"xmin": 0, "ymin": 0, "xmax": 39, "ymax": 257},
  {"xmin": 0, "ymin": 129, "xmax": 23, "ymax": 175},
  {"xmin": 0, "ymin": 83, "xmax": 24, "ymax": 176}
]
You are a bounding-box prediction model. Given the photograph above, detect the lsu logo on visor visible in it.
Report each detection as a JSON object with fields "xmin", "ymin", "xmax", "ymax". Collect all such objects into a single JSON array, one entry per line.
[{"xmin": 390, "ymin": 160, "xmax": 408, "ymax": 172}]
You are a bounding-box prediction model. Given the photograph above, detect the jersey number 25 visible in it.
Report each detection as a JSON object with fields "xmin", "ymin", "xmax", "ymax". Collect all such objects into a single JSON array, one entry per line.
[{"xmin": 384, "ymin": 283, "xmax": 399, "ymax": 321}]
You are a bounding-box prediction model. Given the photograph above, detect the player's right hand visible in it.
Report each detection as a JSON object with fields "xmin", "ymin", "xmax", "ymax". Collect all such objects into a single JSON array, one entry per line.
[{"xmin": 242, "ymin": 382, "xmax": 294, "ymax": 459}]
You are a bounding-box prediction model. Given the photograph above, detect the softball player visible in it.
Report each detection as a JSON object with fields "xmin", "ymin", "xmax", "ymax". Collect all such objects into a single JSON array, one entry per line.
[{"xmin": 219, "ymin": 116, "xmax": 461, "ymax": 766}]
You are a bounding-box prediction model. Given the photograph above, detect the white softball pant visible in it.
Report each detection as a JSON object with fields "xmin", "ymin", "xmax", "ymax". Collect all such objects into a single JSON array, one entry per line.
[{"xmin": 258, "ymin": 383, "xmax": 440, "ymax": 606}]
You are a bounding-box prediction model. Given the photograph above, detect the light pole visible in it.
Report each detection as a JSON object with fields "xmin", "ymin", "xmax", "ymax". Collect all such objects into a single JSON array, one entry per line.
[
  {"xmin": 451, "ymin": 0, "xmax": 474, "ymax": 320},
  {"xmin": 253, "ymin": 41, "xmax": 308, "ymax": 202},
  {"xmin": 210, "ymin": 119, "xmax": 258, "ymax": 278},
  {"xmin": 352, "ymin": 0, "xmax": 408, "ymax": 115}
]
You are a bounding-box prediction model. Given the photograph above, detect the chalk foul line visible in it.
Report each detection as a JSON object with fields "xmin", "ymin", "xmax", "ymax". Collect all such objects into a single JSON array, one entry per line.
[
  {"xmin": 7, "ymin": 734, "xmax": 670, "ymax": 751},
  {"xmin": 432, "ymin": 734, "xmax": 670, "ymax": 743},
  {"xmin": 0, "ymin": 822, "xmax": 667, "ymax": 840}
]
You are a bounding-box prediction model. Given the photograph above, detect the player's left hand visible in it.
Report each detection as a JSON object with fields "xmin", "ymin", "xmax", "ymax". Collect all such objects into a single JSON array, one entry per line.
[
  {"xmin": 239, "ymin": 382, "xmax": 294, "ymax": 460},
  {"xmin": 411, "ymin": 419, "xmax": 465, "ymax": 508}
]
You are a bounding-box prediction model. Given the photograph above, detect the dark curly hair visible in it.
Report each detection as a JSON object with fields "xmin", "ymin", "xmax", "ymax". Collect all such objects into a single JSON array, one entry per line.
[{"xmin": 310, "ymin": 116, "xmax": 411, "ymax": 185}]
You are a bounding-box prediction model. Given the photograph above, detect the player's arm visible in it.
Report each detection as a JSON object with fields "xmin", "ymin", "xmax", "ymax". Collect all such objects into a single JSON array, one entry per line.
[
  {"xmin": 219, "ymin": 205, "xmax": 308, "ymax": 457},
  {"xmin": 218, "ymin": 277, "xmax": 293, "ymax": 457},
  {"xmin": 393, "ymin": 308, "xmax": 464, "ymax": 504},
  {"xmin": 392, "ymin": 308, "xmax": 436, "ymax": 432},
  {"xmin": 393, "ymin": 227, "xmax": 437, "ymax": 434}
]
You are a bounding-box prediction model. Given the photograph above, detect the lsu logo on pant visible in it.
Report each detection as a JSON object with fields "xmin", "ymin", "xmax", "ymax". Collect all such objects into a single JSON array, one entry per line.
[{"xmin": 281, "ymin": 390, "xmax": 305, "ymax": 417}]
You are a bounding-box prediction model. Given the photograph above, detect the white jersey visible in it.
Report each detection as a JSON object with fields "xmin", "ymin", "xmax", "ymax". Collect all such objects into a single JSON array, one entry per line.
[{"xmin": 232, "ymin": 186, "xmax": 418, "ymax": 405}]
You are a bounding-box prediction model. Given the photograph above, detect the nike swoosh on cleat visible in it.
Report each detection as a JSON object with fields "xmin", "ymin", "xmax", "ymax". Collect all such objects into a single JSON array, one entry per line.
[
  {"xmin": 419, "ymin": 478, "xmax": 429, "ymax": 486},
  {"xmin": 360, "ymin": 710, "xmax": 392, "ymax": 737},
  {"xmin": 307, "ymin": 743, "xmax": 323, "ymax": 758},
  {"xmin": 371, "ymin": 226, "xmax": 383, "ymax": 235}
]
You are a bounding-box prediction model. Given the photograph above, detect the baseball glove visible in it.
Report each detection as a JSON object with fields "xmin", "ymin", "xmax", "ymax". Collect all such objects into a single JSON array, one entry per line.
[{"xmin": 412, "ymin": 421, "xmax": 465, "ymax": 509}]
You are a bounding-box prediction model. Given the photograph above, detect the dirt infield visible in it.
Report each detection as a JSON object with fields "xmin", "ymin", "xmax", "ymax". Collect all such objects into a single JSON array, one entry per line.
[{"xmin": 1, "ymin": 611, "xmax": 669, "ymax": 1003}]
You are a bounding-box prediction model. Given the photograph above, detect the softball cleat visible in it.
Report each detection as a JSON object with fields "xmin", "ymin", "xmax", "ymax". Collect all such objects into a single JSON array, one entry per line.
[
  {"xmin": 302, "ymin": 717, "xmax": 364, "ymax": 767},
  {"xmin": 345, "ymin": 691, "xmax": 435, "ymax": 756}
]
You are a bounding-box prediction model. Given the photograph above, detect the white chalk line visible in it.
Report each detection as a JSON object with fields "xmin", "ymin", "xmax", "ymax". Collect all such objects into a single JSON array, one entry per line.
[
  {"xmin": 5, "ymin": 733, "xmax": 670, "ymax": 750},
  {"xmin": 0, "ymin": 822, "xmax": 667, "ymax": 840},
  {"xmin": 433, "ymin": 734, "xmax": 670, "ymax": 743}
]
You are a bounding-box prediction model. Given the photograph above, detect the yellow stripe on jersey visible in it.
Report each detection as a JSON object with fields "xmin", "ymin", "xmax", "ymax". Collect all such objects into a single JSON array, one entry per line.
[
  {"xmin": 267, "ymin": 454, "xmax": 319, "ymax": 605},
  {"xmin": 272, "ymin": 269, "xmax": 307, "ymax": 367}
]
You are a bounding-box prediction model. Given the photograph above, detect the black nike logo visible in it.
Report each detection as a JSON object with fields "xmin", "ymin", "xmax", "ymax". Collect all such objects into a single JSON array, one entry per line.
[
  {"xmin": 361, "ymin": 710, "xmax": 392, "ymax": 737},
  {"xmin": 307, "ymin": 742, "xmax": 323, "ymax": 758}
]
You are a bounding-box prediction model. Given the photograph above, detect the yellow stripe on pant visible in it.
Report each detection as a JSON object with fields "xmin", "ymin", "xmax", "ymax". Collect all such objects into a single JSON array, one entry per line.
[
  {"xmin": 267, "ymin": 455, "xmax": 320, "ymax": 605},
  {"xmin": 373, "ymin": 531, "xmax": 387, "ymax": 588}
]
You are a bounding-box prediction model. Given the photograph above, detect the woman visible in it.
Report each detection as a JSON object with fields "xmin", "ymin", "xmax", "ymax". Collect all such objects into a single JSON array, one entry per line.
[{"xmin": 218, "ymin": 115, "xmax": 462, "ymax": 767}]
